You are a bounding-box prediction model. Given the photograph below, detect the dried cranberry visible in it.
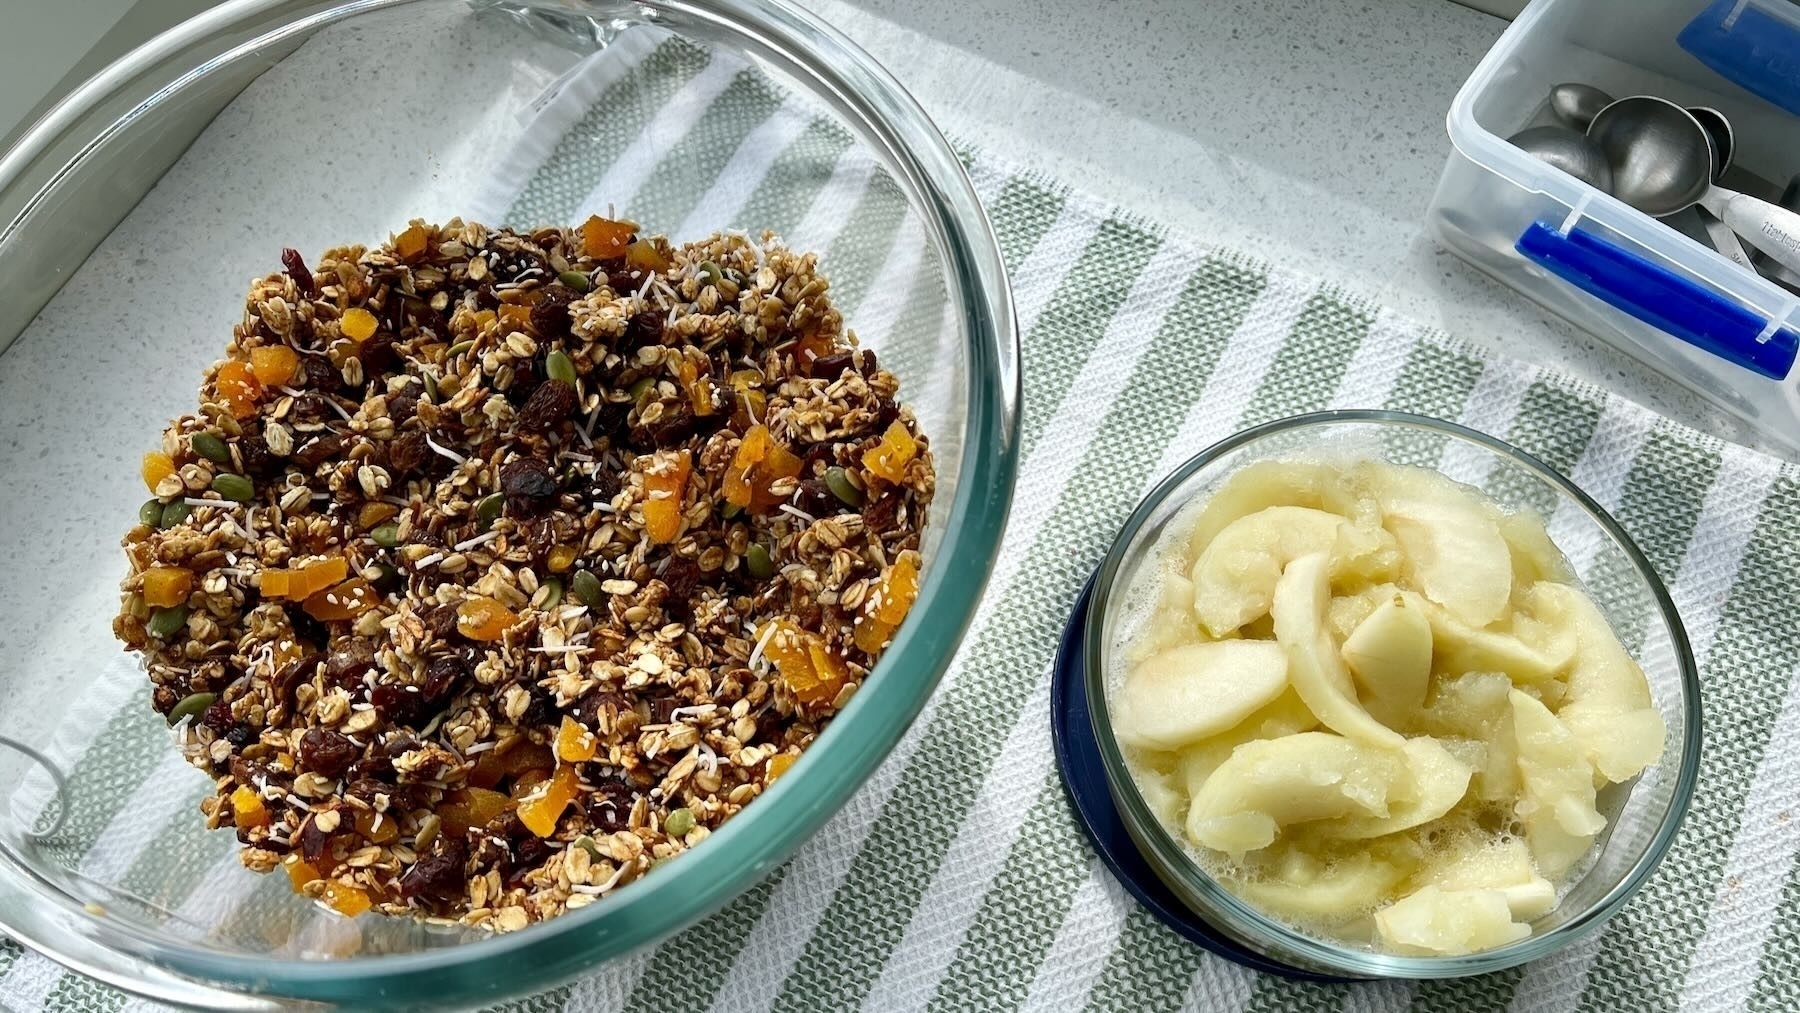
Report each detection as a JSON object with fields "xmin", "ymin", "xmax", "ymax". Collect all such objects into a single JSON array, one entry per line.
[
  {"xmin": 282, "ymin": 248, "xmax": 319, "ymax": 298},
  {"xmin": 200, "ymin": 700, "xmax": 235, "ymax": 732},
  {"xmin": 584, "ymin": 777, "xmax": 636, "ymax": 834},
  {"xmin": 398, "ymin": 835, "xmax": 467, "ymax": 900},
  {"xmin": 387, "ymin": 430, "xmax": 428, "ymax": 477},
  {"xmin": 809, "ymin": 351, "xmax": 855, "ymax": 380},
  {"xmin": 529, "ymin": 285, "xmax": 577, "ymax": 339},
  {"xmin": 325, "ymin": 639, "xmax": 375, "ymax": 687},
  {"xmin": 500, "ymin": 457, "xmax": 559, "ymax": 515},
  {"xmin": 370, "ymin": 684, "xmax": 427, "ymax": 727},
  {"xmin": 515, "ymin": 379, "xmax": 578, "ymax": 436},
  {"xmin": 298, "ymin": 728, "xmax": 358, "ymax": 779},
  {"xmin": 292, "ymin": 432, "xmax": 346, "ymax": 470}
]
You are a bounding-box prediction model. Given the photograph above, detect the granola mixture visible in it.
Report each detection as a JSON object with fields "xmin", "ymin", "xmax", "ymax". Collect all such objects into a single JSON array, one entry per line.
[{"xmin": 112, "ymin": 217, "xmax": 933, "ymax": 929}]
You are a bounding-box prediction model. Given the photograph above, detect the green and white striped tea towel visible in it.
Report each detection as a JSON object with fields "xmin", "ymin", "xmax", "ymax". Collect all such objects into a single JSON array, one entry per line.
[{"xmin": 7, "ymin": 25, "xmax": 1800, "ymax": 1013}]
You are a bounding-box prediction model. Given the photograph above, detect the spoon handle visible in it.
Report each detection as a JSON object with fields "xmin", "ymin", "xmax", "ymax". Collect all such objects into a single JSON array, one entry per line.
[{"xmin": 1701, "ymin": 188, "xmax": 1800, "ymax": 276}]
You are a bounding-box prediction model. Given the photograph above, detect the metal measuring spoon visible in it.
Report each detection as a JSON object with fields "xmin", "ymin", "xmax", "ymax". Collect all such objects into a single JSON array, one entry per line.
[
  {"xmin": 1550, "ymin": 83, "xmax": 1613, "ymax": 131},
  {"xmin": 1587, "ymin": 95, "xmax": 1800, "ymax": 275},
  {"xmin": 1507, "ymin": 125, "xmax": 1614, "ymax": 192},
  {"xmin": 1681, "ymin": 106, "xmax": 1754, "ymax": 269}
]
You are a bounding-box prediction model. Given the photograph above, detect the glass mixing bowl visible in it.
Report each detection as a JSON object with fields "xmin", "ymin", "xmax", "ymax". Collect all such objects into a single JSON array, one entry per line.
[
  {"xmin": 0, "ymin": 0, "xmax": 1018, "ymax": 1007},
  {"xmin": 1084, "ymin": 411, "xmax": 1699, "ymax": 979}
]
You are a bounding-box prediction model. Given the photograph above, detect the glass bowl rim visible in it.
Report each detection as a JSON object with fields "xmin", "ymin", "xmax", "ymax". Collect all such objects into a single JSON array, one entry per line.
[
  {"xmin": 0, "ymin": 0, "xmax": 1021, "ymax": 1004},
  {"xmin": 1081, "ymin": 408, "xmax": 1702, "ymax": 978}
]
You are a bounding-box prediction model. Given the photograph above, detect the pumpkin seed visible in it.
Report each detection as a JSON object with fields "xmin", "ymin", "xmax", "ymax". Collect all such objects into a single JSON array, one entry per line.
[
  {"xmin": 746, "ymin": 543, "xmax": 774, "ymax": 580},
  {"xmin": 571, "ymin": 834, "xmax": 604, "ymax": 860},
  {"xmin": 698, "ymin": 261, "xmax": 723, "ymax": 287},
  {"xmin": 546, "ymin": 349, "xmax": 577, "ymax": 385},
  {"xmin": 664, "ymin": 808, "xmax": 695, "ymax": 837},
  {"xmin": 190, "ymin": 433, "xmax": 231, "ymax": 464},
  {"xmin": 212, "ymin": 473, "xmax": 254, "ymax": 502},
  {"xmin": 824, "ymin": 467, "xmax": 863, "ymax": 507},
  {"xmin": 571, "ymin": 569, "xmax": 604, "ymax": 608},
  {"xmin": 557, "ymin": 270, "xmax": 592, "ymax": 292},
  {"xmin": 147, "ymin": 605, "xmax": 190, "ymax": 640},
  {"xmin": 475, "ymin": 493, "xmax": 504, "ymax": 528},
  {"xmin": 534, "ymin": 578, "xmax": 564, "ymax": 610},
  {"xmin": 138, "ymin": 499, "xmax": 164, "ymax": 527},
  {"xmin": 160, "ymin": 501, "xmax": 193, "ymax": 529},
  {"xmin": 629, "ymin": 376, "xmax": 656, "ymax": 403},
  {"xmin": 445, "ymin": 340, "xmax": 475, "ymax": 360},
  {"xmin": 422, "ymin": 370, "xmax": 439, "ymax": 403},
  {"xmin": 371, "ymin": 523, "xmax": 400, "ymax": 548},
  {"xmin": 166, "ymin": 691, "xmax": 217, "ymax": 726}
]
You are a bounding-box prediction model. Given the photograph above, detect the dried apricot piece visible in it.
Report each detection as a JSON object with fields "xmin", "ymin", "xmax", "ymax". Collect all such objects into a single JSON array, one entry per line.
[
  {"xmin": 258, "ymin": 569, "xmax": 292, "ymax": 599},
  {"xmin": 676, "ymin": 357, "xmax": 714, "ymax": 417},
  {"xmin": 761, "ymin": 620, "xmax": 848, "ymax": 706},
  {"xmin": 499, "ymin": 303, "xmax": 534, "ymax": 332},
  {"xmin": 357, "ymin": 501, "xmax": 399, "ymax": 530},
  {"xmin": 643, "ymin": 450, "xmax": 692, "ymax": 544},
  {"xmin": 729, "ymin": 370, "xmax": 766, "ymax": 432},
  {"xmin": 215, "ymin": 361, "xmax": 263, "ymax": 419},
  {"xmin": 625, "ymin": 238, "xmax": 670, "ymax": 274},
  {"xmin": 766, "ymin": 753, "xmax": 798, "ymax": 782},
  {"xmin": 724, "ymin": 425, "xmax": 771, "ymax": 508},
  {"xmin": 794, "ymin": 329, "xmax": 835, "ymax": 369},
  {"xmin": 249, "ymin": 345, "xmax": 300, "ymax": 386},
  {"xmin": 394, "ymin": 223, "xmax": 430, "ymax": 261},
  {"xmin": 231, "ymin": 785, "xmax": 270, "ymax": 828},
  {"xmin": 581, "ymin": 215, "xmax": 635, "ymax": 259},
  {"xmin": 469, "ymin": 742, "xmax": 555, "ymax": 790},
  {"xmin": 556, "ymin": 716, "xmax": 598, "ymax": 763},
  {"xmin": 517, "ymin": 763, "xmax": 580, "ymax": 837},
  {"xmin": 354, "ymin": 808, "xmax": 399, "ymax": 845},
  {"xmin": 341, "ymin": 307, "xmax": 378, "ymax": 343},
  {"xmin": 283, "ymin": 854, "xmax": 322, "ymax": 892},
  {"xmin": 141, "ymin": 451, "xmax": 177, "ymax": 493},
  {"xmin": 863, "ymin": 420, "xmax": 917, "ymax": 484},
  {"xmin": 142, "ymin": 566, "xmax": 194, "ymax": 609},
  {"xmin": 855, "ymin": 553, "xmax": 923, "ymax": 654},
  {"xmin": 438, "ymin": 787, "xmax": 513, "ymax": 835},
  {"xmin": 320, "ymin": 880, "xmax": 371, "ymax": 917},
  {"xmin": 303, "ymin": 578, "xmax": 377, "ymax": 621},
  {"xmin": 457, "ymin": 596, "xmax": 518, "ymax": 641}
]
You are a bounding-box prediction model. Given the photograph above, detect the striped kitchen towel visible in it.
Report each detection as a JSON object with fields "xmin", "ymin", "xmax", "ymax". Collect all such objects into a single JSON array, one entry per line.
[{"xmin": 7, "ymin": 23, "xmax": 1800, "ymax": 1013}]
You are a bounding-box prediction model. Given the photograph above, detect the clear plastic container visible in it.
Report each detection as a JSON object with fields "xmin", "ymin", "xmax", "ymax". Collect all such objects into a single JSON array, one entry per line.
[{"xmin": 1427, "ymin": 0, "xmax": 1800, "ymax": 453}]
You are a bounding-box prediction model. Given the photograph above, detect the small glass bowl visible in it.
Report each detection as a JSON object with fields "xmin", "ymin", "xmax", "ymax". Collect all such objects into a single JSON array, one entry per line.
[{"xmin": 1083, "ymin": 410, "xmax": 1700, "ymax": 978}]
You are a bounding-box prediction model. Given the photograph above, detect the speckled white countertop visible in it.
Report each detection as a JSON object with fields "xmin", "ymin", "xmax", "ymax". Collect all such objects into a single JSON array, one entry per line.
[{"xmin": 808, "ymin": 0, "xmax": 1753, "ymax": 451}]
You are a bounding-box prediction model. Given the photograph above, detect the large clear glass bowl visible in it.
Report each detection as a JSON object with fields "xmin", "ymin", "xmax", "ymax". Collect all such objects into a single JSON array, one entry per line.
[
  {"xmin": 0, "ymin": 1, "xmax": 1019, "ymax": 1007},
  {"xmin": 1085, "ymin": 411, "xmax": 1700, "ymax": 979}
]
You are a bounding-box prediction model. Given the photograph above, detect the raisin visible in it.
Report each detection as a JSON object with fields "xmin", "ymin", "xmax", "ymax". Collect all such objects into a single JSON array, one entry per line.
[
  {"xmin": 630, "ymin": 401, "xmax": 698, "ymax": 450},
  {"xmin": 809, "ymin": 351, "xmax": 855, "ymax": 380},
  {"xmin": 152, "ymin": 685, "xmax": 177, "ymax": 714},
  {"xmin": 862, "ymin": 490, "xmax": 901, "ymax": 533},
  {"xmin": 282, "ymin": 248, "xmax": 319, "ymax": 299},
  {"xmin": 754, "ymin": 710, "xmax": 785, "ymax": 747},
  {"xmin": 370, "ymin": 684, "xmax": 427, "ymax": 727},
  {"xmin": 422, "ymin": 603, "xmax": 461, "ymax": 642},
  {"xmin": 387, "ymin": 430, "xmax": 428, "ymax": 477},
  {"xmin": 646, "ymin": 695, "xmax": 681, "ymax": 724},
  {"xmin": 299, "ymin": 808, "xmax": 340, "ymax": 862},
  {"xmin": 292, "ymin": 432, "xmax": 347, "ymax": 470},
  {"xmin": 624, "ymin": 311, "xmax": 664, "ymax": 351},
  {"xmin": 422, "ymin": 654, "xmax": 467, "ymax": 706},
  {"xmin": 225, "ymin": 725, "xmax": 257, "ymax": 749},
  {"xmin": 326, "ymin": 638, "xmax": 375, "ymax": 687},
  {"xmin": 607, "ymin": 269, "xmax": 642, "ymax": 294},
  {"xmin": 388, "ymin": 387, "xmax": 421, "ymax": 425},
  {"xmin": 520, "ymin": 687, "xmax": 557, "ymax": 729},
  {"xmin": 796, "ymin": 478, "xmax": 838, "ymax": 518},
  {"xmin": 853, "ymin": 349, "xmax": 878, "ymax": 374},
  {"xmin": 283, "ymin": 603, "xmax": 330, "ymax": 650},
  {"xmin": 516, "ymin": 379, "xmax": 577, "ymax": 435},
  {"xmin": 301, "ymin": 357, "xmax": 340, "ymax": 394},
  {"xmin": 346, "ymin": 755, "xmax": 395, "ymax": 783},
  {"xmin": 236, "ymin": 433, "xmax": 282, "ymax": 477},
  {"xmin": 661, "ymin": 558, "xmax": 702, "ymax": 622},
  {"xmin": 874, "ymin": 397, "xmax": 901, "ymax": 431},
  {"xmin": 398, "ymin": 835, "xmax": 467, "ymax": 900},
  {"xmin": 529, "ymin": 285, "xmax": 577, "ymax": 340},
  {"xmin": 577, "ymin": 689, "xmax": 625, "ymax": 728},
  {"xmin": 500, "ymin": 457, "xmax": 559, "ymax": 515},
  {"xmin": 503, "ymin": 355, "xmax": 539, "ymax": 406},
  {"xmin": 201, "ymin": 700, "xmax": 235, "ymax": 733},
  {"xmin": 591, "ymin": 396, "xmax": 633, "ymax": 442},
  {"xmin": 274, "ymin": 651, "xmax": 322, "ymax": 704},
  {"xmin": 506, "ymin": 835, "xmax": 551, "ymax": 887},
  {"xmin": 584, "ymin": 776, "xmax": 636, "ymax": 834},
  {"xmin": 356, "ymin": 333, "xmax": 398, "ymax": 383},
  {"xmin": 298, "ymin": 728, "xmax": 359, "ymax": 779}
]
